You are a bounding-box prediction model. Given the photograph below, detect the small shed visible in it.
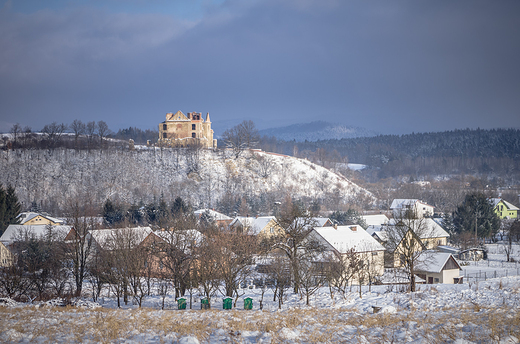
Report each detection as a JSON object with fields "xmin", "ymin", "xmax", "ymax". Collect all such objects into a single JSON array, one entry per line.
[
  {"xmin": 458, "ymin": 248, "xmax": 486, "ymax": 261},
  {"xmin": 244, "ymin": 297, "xmax": 253, "ymax": 310},
  {"xmin": 223, "ymin": 297, "xmax": 233, "ymax": 310},
  {"xmin": 416, "ymin": 252, "xmax": 462, "ymax": 284},
  {"xmin": 177, "ymin": 298, "xmax": 186, "ymax": 310},
  {"xmin": 201, "ymin": 298, "xmax": 210, "ymax": 309}
]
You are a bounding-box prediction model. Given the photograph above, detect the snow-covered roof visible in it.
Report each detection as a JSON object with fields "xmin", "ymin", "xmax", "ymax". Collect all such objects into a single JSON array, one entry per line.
[
  {"xmin": 490, "ymin": 198, "xmax": 519, "ymax": 211},
  {"xmin": 416, "ymin": 251, "xmax": 461, "ymax": 273},
  {"xmin": 290, "ymin": 217, "xmax": 331, "ymax": 230},
  {"xmin": 194, "ymin": 209, "xmax": 232, "ymax": 221},
  {"xmin": 312, "ymin": 225, "xmax": 385, "ymax": 254},
  {"xmin": 437, "ymin": 245, "xmax": 460, "ymax": 255},
  {"xmin": 390, "ymin": 199, "xmax": 433, "ymax": 210},
  {"xmin": 387, "ymin": 218, "xmax": 449, "ymax": 239},
  {"xmin": 17, "ymin": 212, "xmax": 64, "ymax": 225},
  {"xmin": 89, "ymin": 227, "xmax": 152, "ymax": 248},
  {"xmin": 154, "ymin": 229, "xmax": 203, "ymax": 245},
  {"xmin": 230, "ymin": 216, "xmax": 276, "ymax": 235},
  {"xmin": 0, "ymin": 224, "xmax": 71, "ymax": 245},
  {"xmin": 314, "ymin": 217, "xmax": 332, "ymax": 227},
  {"xmin": 362, "ymin": 214, "xmax": 389, "ymax": 227}
]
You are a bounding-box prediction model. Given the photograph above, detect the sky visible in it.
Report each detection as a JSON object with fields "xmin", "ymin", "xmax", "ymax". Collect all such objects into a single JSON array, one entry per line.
[{"xmin": 0, "ymin": 0, "xmax": 519, "ymax": 135}]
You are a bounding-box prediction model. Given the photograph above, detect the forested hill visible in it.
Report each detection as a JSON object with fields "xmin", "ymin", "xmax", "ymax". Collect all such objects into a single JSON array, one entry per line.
[
  {"xmin": 260, "ymin": 128, "xmax": 520, "ymax": 181},
  {"xmin": 296, "ymin": 128, "xmax": 520, "ymax": 162}
]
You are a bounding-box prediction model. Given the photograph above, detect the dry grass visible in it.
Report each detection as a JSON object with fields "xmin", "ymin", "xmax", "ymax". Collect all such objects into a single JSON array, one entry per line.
[{"xmin": 1, "ymin": 304, "xmax": 519, "ymax": 343}]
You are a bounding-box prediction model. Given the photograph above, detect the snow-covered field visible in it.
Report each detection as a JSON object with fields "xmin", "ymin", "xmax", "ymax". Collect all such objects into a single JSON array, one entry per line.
[
  {"xmin": 2, "ymin": 241, "xmax": 519, "ymax": 344},
  {"xmin": 1, "ymin": 276, "xmax": 520, "ymax": 343}
]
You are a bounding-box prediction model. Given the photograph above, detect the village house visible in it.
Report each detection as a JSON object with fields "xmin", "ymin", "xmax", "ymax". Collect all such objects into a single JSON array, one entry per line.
[
  {"xmin": 0, "ymin": 241, "xmax": 13, "ymax": 267},
  {"xmin": 158, "ymin": 110, "xmax": 216, "ymax": 148},
  {"xmin": 194, "ymin": 209, "xmax": 233, "ymax": 229},
  {"xmin": 17, "ymin": 212, "xmax": 64, "ymax": 226},
  {"xmin": 308, "ymin": 225, "xmax": 386, "ymax": 284},
  {"xmin": 0, "ymin": 224, "xmax": 71, "ymax": 267},
  {"xmin": 229, "ymin": 216, "xmax": 284, "ymax": 238},
  {"xmin": 490, "ymin": 198, "xmax": 519, "ymax": 219},
  {"xmin": 415, "ymin": 251, "xmax": 462, "ymax": 284},
  {"xmin": 362, "ymin": 214, "xmax": 390, "ymax": 235},
  {"xmin": 375, "ymin": 218, "xmax": 450, "ymax": 268},
  {"xmin": 390, "ymin": 199, "xmax": 435, "ymax": 219}
]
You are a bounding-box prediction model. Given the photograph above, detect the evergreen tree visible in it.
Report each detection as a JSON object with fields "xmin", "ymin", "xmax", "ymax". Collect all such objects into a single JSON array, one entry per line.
[
  {"xmin": 0, "ymin": 184, "xmax": 21, "ymax": 236},
  {"xmin": 329, "ymin": 209, "xmax": 368, "ymax": 229},
  {"xmin": 453, "ymin": 193, "xmax": 500, "ymax": 241},
  {"xmin": 171, "ymin": 197, "xmax": 190, "ymax": 217},
  {"xmin": 102, "ymin": 199, "xmax": 124, "ymax": 227}
]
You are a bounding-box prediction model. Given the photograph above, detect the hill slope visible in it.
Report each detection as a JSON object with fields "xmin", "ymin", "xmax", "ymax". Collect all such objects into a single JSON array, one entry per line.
[
  {"xmin": 258, "ymin": 121, "xmax": 378, "ymax": 141},
  {"xmin": 0, "ymin": 148, "xmax": 373, "ymax": 214}
]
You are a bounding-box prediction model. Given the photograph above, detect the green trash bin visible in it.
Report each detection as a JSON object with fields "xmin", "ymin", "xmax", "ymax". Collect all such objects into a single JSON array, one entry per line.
[
  {"xmin": 201, "ymin": 298, "xmax": 210, "ymax": 310},
  {"xmin": 223, "ymin": 297, "xmax": 233, "ymax": 310},
  {"xmin": 244, "ymin": 297, "xmax": 253, "ymax": 310},
  {"xmin": 177, "ymin": 298, "xmax": 186, "ymax": 310}
]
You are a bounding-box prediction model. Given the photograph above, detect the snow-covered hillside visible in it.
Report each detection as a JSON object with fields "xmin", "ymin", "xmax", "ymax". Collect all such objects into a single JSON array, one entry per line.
[{"xmin": 0, "ymin": 148, "xmax": 372, "ymax": 212}]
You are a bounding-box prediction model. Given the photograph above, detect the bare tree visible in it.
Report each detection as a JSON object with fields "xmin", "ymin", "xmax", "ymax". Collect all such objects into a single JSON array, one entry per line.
[
  {"xmin": 503, "ymin": 220, "xmax": 520, "ymax": 262},
  {"xmin": 42, "ymin": 122, "xmax": 68, "ymax": 148},
  {"xmin": 266, "ymin": 256, "xmax": 291, "ymax": 309},
  {"xmin": 157, "ymin": 228, "xmax": 199, "ymax": 299},
  {"xmin": 66, "ymin": 201, "xmax": 95, "ymax": 296},
  {"xmin": 297, "ymin": 254, "xmax": 325, "ymax": 305},
  {"xmin": 214, "ymin": 230, "xmax": 257, "ymax": 302},
  {"xmin": 195, "ymin": 234, "xmax": 222, "ymax": 307},
  {"xmin": 222, "ymin": 120, "xmax": 260, "ymax": 159},
  {"xmin": 70, "ymin": 119, "xmax": 86, "ymax": 149},
  {"xmin": 323, "ymin": 248, "xmax": 361, "ymax": 298},
  {"xmin": 85, "ymin": 121, "xmax": 97, "ymax": 151},
  {"xmin": 97, "ymin": 121, "xmax": 110, "ymax": 149},
  {"xmin": 268, "ymin": 199, "xmax": 321, "ymax": 293},
  {"xmin": 10, "ymin": 123, "xmax": 22, "ymax": 147},
  {"xmin": 383, "ymin": 211, "xmax": 434, "ymax": 292}
]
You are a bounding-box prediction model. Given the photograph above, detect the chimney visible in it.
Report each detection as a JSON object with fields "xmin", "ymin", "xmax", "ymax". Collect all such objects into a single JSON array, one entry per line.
[
  {"xmin": 350, "ymin": 226, "xmax": 357, "ymax": 232},
  {"xmin": 334, "ymin": 224, "xmax": 337, "ymax": 230}
]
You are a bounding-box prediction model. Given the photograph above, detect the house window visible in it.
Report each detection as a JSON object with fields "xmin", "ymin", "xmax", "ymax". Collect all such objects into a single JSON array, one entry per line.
[
  {"xmin": 192, "ymin": 124, "xmax": 196, "ymax": 130},
  {"xmin": 372, "ymin": 252, "xmax": 378, "ymax": 256},
  {"xmin": 434, "ymin": 278, "xmax": 439, "ymax": 283},
  {"xmin": 270, "ymin": 227, "xmax": 274, "ymax": 234},
  {"xmin": 163, "ymin": 133, "xmax": 167, "ymax": 138},
  {"xmin": 192, "ymin": 133, "xmax": 196, "ymax": 138},
  {"xmin": 163, "ymin": 124, "xmax": 167, "ymax": 130},
  {"xmin": 159, "ymin": 261, "xmax": 164, "ymax": 270}
]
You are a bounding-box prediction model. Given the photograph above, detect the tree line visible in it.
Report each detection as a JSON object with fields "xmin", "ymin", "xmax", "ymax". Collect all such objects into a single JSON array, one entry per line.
[{"xmin": 4, "ymin": 121, "xmax": 158, "ymax": 150}]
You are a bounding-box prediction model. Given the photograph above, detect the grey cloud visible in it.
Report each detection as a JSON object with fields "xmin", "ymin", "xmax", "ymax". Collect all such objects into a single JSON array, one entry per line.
[{"xmin": 0, "ymin": 1, "xmax": 519, "ymax": 134}]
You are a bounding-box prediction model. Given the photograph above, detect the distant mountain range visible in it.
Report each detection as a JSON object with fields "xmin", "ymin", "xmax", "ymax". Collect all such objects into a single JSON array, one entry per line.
[{"xmin": 258, "ymin": 121, "xmax": 378, "ymax": 142}]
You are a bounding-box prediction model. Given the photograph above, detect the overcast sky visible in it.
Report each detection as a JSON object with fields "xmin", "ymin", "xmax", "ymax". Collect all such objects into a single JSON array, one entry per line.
[{"xmin": 1, "ymin": 0, "xmax": 519, "ymax": 135}]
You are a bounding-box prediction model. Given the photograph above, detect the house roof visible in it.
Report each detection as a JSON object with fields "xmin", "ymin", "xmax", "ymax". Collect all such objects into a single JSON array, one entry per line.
[
  {"xmin": 89, "ymin": 227, "xmax": 152, "ymax": 249},
  {"xmin": 490, "ymin": 198, "xmax": 519, "ymax": 211},
  {"xmin": 0, "ymin": 224, "xmax": 71, "ymax": 245},
  {"xmin": 312, "ymin": 225, "xmax": 385, "ymax": 254},
  {"xmin": 194, "ymin": 209, "xmax": 232, "ymax": 221},
  {"xmin": 230, "ymin": 216, "xmax": 276, "ymax": 235},
  {"xmin": 313, "ymin": 217, "xmax": 332, "ymax": 227},
  {"xmin": 388, "ymin": 218, "xmax": 449, "ymax": 239},
  {"xmin": 17, "ymin": 212, "xmax": 64, "ymax": 225},
  {"xmin": 390, "ymin": 199, "xmax": 434, "ymax": 210},
  {"xmin": 416, "ymin": 251, "xmax": 461, "ymax": 273},
  {"xmin": 154, "ymin": 229, "xmax": 203, "ymax": 246},
  {"xmin": 362, "ymin": 214, "xmax": 389, "ymax": 227}
]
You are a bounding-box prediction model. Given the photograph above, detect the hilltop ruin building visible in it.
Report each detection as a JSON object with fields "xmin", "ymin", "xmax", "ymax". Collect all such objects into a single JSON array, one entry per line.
[{"xmin": 158, "ymin": 111, "xmax": 216, "ymax": 148}]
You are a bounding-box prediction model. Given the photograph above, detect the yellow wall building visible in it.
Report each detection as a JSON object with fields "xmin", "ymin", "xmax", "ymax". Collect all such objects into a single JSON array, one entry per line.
[{"xmin": 158, "ymin": 110, "xmax": 216, "ymax": 148}]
